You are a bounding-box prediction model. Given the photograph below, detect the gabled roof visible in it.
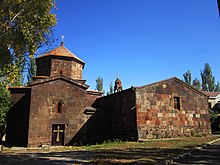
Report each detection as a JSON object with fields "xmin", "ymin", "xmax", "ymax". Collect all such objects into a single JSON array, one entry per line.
[
  {"xmin": 135, "ymin": 77, "xmax": 208, "ymax": 98},
  {"xmin": 36, "ymin": 42, "xmax": 85, "ymax": 65},
  {"xmin": 29, "ymin": 75, "xmax": 89, "ymax": 89},
  {"xmin": 201, "ymin": 91, "xmax": 219, "ymax": 98}
]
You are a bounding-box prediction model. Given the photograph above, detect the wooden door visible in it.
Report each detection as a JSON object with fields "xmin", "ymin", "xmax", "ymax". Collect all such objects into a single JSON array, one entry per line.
[{"xmin": 52, "ymin": 124, "xmax": 65, "ymax": 146}]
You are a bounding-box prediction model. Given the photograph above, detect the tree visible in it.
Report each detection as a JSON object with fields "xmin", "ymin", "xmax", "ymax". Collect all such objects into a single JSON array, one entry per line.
[
  {"xmin": 183, "ymin": 64, "xmax": 220, "ymax": 125},
  {"xmin": 200, "ymin": 63, "xmax": 220, "ymax": 125},
  {"xmin": 109, "ymin": 82, "xmax": 113, "ymax": 94},
  {"xmin": 27, "ymin": 58, "xmax": 37, "ymax": 84},
  {"xmin": 183, "ymin": 70, "xmax": 192, "ymax": 85},
  {"xmin": 201, "ymin": 63, "xmax": 219, "ymax": 92},
  {"xmin": 183, "ymin": 70, "xmax": 201, "ymax": 90},
  {"xmin": 0, "ymin": 81, "xmax": 11, "ymax": 139},
  {"xmin": 192, "ymin": 78, "xmax": 201, "ymax": 90},
  {"xmin": 96, "ymin": 76, "xmax": 103, "ymax": 92},
  {"xmin": 0, "ymin": 0, "xmax": 56, "ymax": 85}
]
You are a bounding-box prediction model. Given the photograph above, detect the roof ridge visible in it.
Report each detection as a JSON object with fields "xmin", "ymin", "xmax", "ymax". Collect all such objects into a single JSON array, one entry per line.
[
  {"xmin": 29, "ymin": 75, "xmax": 89, "ymax": 89},
  {"xmin": 135, "ymin": 77, "xmax": 207, "ymax": 97},
  {"xmin": 36, "ymin": 45, "xmax": 84, "ymax": 64}
]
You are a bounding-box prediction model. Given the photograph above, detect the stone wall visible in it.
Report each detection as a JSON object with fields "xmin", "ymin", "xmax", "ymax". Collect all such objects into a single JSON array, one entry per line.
[
  {"xmin": 135, "ymin": 78, "xmax": 211, "ymax": 139},
  {"xmin": 28, "ymin": 79, "xmax": 89, "ymax": 147},
  {"xmin": 36, "ymin": 57, "xmax": 51, "ymax": 77},
  {"xmin": 86, "ymin": 90, "xmax": 102, "ymax": 107},
  {"xmin": 93, "ymin": 88, "xmax": 138, "ymax": 141},
  {"xmin": 51, "ymin": 58, "xmax": 83, "ymax": 79},
  {"xmin": 7, "ymin": 87, "xmax": 31, "ymax": 146}
]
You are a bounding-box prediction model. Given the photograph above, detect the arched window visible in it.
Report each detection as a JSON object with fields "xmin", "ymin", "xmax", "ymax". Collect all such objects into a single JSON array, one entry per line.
[{"xmin": 57, "ymin": 100, "xmax": 63, "ymax": 113}]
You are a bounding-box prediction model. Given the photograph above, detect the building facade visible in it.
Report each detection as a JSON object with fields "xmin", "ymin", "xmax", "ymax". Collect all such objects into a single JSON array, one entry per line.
[
  {"xmin": 7, "ymin": 43, "xmax": 102, "ymax": 147},
  {"xmin": 6, "ymin": 44, "xmax": 212, "ymax": 147},
  {"xmin": 135, "ymin": 78, "xmax": 211, "ymax": 139},
  {"xmin": 93, "ymin": 78, "xmax": 211, "ymax": 140}
]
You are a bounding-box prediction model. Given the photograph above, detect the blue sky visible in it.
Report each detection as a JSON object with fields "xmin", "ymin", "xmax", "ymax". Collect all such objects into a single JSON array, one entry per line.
[{"xmin": 50, "ymin": 0, "xmax": 220, "ymax": 92}]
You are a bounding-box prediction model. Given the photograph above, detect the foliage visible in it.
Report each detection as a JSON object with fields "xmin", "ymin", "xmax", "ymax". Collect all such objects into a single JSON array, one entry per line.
[
  {"xmin": 109, "ymin": 82, "xmax": 113, "ymax": 94},
  {"xmin": 0, "ymin": 81, "xmax": 11, "ymax": 133},
  {"xmin": 183, "ymin": 70, "xmax": 192, "ymax": 85},
  {"xmin": 209, "ymin": 108, "xmax": 218, "ymax": 124},
  {"xmin": 201, "ymin": 63, "xmax": 219, "ymax": 92},
  {"xmin": 192, "ymin": 78, "xmax": 201, "ymax": 90},
  {"xmin": 96, "ymin": 76, "xmax": 103, "ymax": 92},
  {"xmin": 26, "ymin": 58, "xmax": 37, "ymax": 84},
  {"xmin": 0, "ymin": 0, "xmax": 56, "ymax": 85},
  {"xmin": 183, "ymin": 70, "xmax": 201, "ymax": 90},
  {"xmin": 183, "ymin": 64, "xmax": 219, "ymax": 92},
  {"xmin": 183, "ymin": 63, "xmax": 220, "ymax": 124}
]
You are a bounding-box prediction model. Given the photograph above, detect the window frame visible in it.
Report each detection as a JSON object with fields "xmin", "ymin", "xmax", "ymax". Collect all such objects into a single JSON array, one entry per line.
[
  {"xmin": 57, "ymin": 100, "xmax": 63, "ymax": 114},
  {"xmin": 174, "ymin": 96, "xmax": 181, "ymax": 110}
]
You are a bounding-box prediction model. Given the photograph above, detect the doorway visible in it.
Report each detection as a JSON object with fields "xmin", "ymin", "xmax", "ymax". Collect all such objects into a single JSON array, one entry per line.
[{"xmin": 52, "ymin": 124, "xmax": 65, "ymax": 146}]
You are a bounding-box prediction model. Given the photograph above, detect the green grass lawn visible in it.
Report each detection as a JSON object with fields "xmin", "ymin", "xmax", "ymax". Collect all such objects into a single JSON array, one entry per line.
[
  {"xmin": 84, "ymin": 136, "xmax": 219, "ymax": 150},
  {"xmin": 83, "ymin": 136, "xmax": 220, "ymax": 164},
  {"xmin": 2, "ymin": 135, "xmax": 220, "ymax": 164}
]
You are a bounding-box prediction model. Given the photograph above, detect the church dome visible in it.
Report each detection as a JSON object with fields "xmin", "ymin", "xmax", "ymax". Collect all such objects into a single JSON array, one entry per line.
[{"xmin": 36, "ymin": 42, "xmax": 84, "ymax": 64}]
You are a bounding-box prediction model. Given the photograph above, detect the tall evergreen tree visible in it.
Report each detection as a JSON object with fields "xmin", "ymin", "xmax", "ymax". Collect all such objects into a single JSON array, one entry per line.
[
  {"xmin": 96, "ymin": 76, "xmax": 103, "ymax": 92},
  {"xmin": 192, "ymin": 78, "xmax": 201, "ymax": 90},
  {"xmin": 183, "ymin": 70, "xmax": 192, "ymax": 85},
  {"xmin": 183, "ymin": 70, "xmax": 201, "ymax": 90},
  {"xmin": 27, "ymin": 58, "xmax": 37, "ymax": 84},
  {"xmin": 215, "ymin": 82, "xmax": 220, "ymax": 92},
  {"xmin": 109, "ymin": 82, "xmax": 113, "ymax": 94},
  {"xmin": 201, "ymin": 63, "xmax": 219, "ymax": 92}
]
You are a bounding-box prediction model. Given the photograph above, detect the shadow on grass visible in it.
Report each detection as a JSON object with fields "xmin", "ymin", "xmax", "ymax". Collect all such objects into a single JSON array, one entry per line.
[
  {"xmin": 0, "ymin": 147, "xmax": 192, "ymax": 165},
  {"xmin": 172, "ymin": 144, "xmax": 220, "ymax": 164},
  {"xmin": 0, "ymin": 150, "xmax": 94, "ymax": 165},
  {"xmin": 89, "ymin": 147, "xmax": 192, "ymax": 164}
]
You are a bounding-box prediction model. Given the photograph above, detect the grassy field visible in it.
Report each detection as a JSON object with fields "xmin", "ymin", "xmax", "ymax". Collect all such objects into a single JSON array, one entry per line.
[
  {"xmin": 2, "ymin": 135, "xmax": 220, "ymax": 164},
  {"xmin": 84, "ymin": 136, "xmax": 220, "ymax": 164}
]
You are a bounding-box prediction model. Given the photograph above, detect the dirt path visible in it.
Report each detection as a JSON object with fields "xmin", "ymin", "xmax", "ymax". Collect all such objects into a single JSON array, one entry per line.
[
  {"xmin": 171, "ymin": 140, "xmax": 220, "ymax": 165},
  {"xmin": 0, "ymin": 150, "xmax": 95, "ymax": 165}
]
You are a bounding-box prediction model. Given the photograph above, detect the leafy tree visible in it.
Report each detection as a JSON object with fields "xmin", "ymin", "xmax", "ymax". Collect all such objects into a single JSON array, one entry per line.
[
  {"xmin": 183, "ymin": 64, "xmax": 220, "ymax": 125},
  {"xmin": 200, "ymin": 63, "xmax": 220, "ymax": 125},
  {"xmin": 109, "ymin": 82, "xmax": 113, "ymax": 94},
  {"xmin": 0, "ymin": 81, "xmax": 11, "ymax": 139},
  {"xmin": 192, "ymin": 78, "xmax": 201, "ymax": 90},
  {"xmin": 201, "ymin": 63, "xmax": 219, "ymax": 92},
  {"xmin": 27, "ymin": 58, "xmax": 37, "ymax": 84},
  {"xmin": 215, "ymin": 82, "xmax": 220, "ymax": 92},
  {"xmin": 183, "ymin": 70, "xmax": 192, "ymax": 85},
  {"xmin": 183, "ymin": 70, "xmax": 201, "ymax": 90},
  {"xmin": 96, "ymin": 76, "xmax": 103, "ymax": 92},
  {"xmin": 209, "ymin": 109, "xmax": 218, "ymax": 125},
  {"xmin": 0, "ymin": 0, "xmax": 56, "ymax": 85}
]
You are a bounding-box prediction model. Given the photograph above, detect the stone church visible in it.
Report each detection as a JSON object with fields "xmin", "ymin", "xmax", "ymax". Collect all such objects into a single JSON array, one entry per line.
[
  {"xmin": 93, "ymin": 78, "xmax": 211, "ymax": 140},
  {"xmin": 6, "ymin": 43, "xmax": 211, "ymax": 147},
  {"xmin": 7, "ymin": 42, "xmax": 103, "ymax": 147}
]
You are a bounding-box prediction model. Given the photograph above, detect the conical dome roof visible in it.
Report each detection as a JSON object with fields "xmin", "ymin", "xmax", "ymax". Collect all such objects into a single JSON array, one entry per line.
[{"xmin": 37, "ymin": 42, "xmax": 84, "ymax": 64}]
